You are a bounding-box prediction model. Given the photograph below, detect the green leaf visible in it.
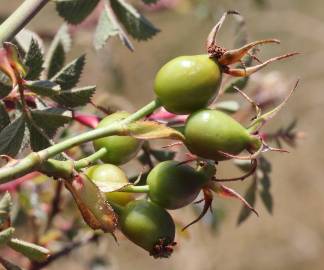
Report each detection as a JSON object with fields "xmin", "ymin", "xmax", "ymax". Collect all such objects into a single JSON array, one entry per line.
[
  {"xmin": 214, "ymin": 101, "xmax": 240, "ymax": 113},
  {"xmin": 94, "ymin": 7, "xmax": 120, "ymax": 50},
  {"xmin": 47, "ymin": 42, "xmax": 65, "ymax": 79},
  {"xmin": 52, "ymin": 55, "xmax": 85, "ymax": 90},
  {"xmin": 259, "ymin": 174, "xmax": 273, "ymax": 214},
  {"xmin": 27, "ymin": 121, "xmax": 52, "ymax": 152},
  {"xmin": 30, "ymin": 108, "xmax": 72, "ymax": 137},
  {"xmin": 46, "ymin": 24, "xmax": 71, "ymax": 79},
  {"xmin": 0, "ymin": 101, "xmax": 10, "ymax": 130},
  {"xmin": 56, "ymin": 0, "xmax": 101, "ymax": 25},
  {"xmin": 125, "ymin": 121, "xmax": 185, "ymax": 141},
  {"xmin": 258, "ymin": 156, "xmax": 273, "ymax": 214},
  {"xmin": 0, "ymin": 257, "xmax": 24, "ymax": 270},
  {"xmin": 223, "ymin": 77, "xmax": 249, "ymax": 94},
  {"xmin": 24, "ymin": 39, "xmax": 44, "ymax": 80},
  {"xmin": 24, "ymin": 80, "xmax": 61, "ymax": 97},
  {"xmin": 110, "ymin": 0, "xmax": 160, "ymax": 40},
  {"xmin": 8, "ymin": 238, "xmax": 50, "ymax": 263},
  {"xmin": 234, "ymin": 159, "xmax": 253, "ymax": 172},
  {"xmin": 0, "ymin": 227, "xmax": 15, "ymax": 246},
  {"xmin": 237, "ymin": 179, "xmax": 257, "ymax": 225},
  {"xmin": 52, "ymin": 85, "xmax": 96, "ymax": 108},
  {"xmin": 259, "ymin": 156, "xmax": 272, "ymax": 173},
  {"xmin": 0, "ymin": 82, "xmax": 11, "ymax": 99},
  {"xmin": 142, "ymin": 0, "xmax": 159, "ymax": 4},
  {"xmin": 0, "ymin": 116, "xmax": 26, "ymax": 156},
  {"xmin": 150, "ymin": 149, "xmax": 176, "ymax": 162}
]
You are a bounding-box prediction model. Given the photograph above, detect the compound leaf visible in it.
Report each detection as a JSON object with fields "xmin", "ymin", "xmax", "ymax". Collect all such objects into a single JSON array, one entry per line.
[
  {"xmin": 24, "ymin": 80, "xmax": 61, "ymax": 97},
  {"xmin": 46, "ymin": 24, "xmax": 71, "ymax": 79},
  {"xmin": 223, "ymin": 77, "xmax": 249, "ymax": 94},
  {"xmin": 56, "ymin": 0, "xmax": 101, "ymax": 25},
  {"xmin": 237, "ymin": 178, "xmax": 257, "ymax": 225},
  {"xmin": 30, "ymin": 108, "xmax": 72, "ymax": 138},
  {"xmin": 142, "ymin": 0, "xmax": 159, "ymax": 4},
  {"xmin": 0, "ymin": 83, "xmax": 11, "ymax": 99},
  {"xmin": 0, "ymin": 101, "xmax": 10, "ymax": 130},
  {"xmin": 110, "ymin": 0, "xmax": 159, "ymax": 40},
  {"xmin": 150, "ymin": 149, "xmax": 176, "ymax": 162},
  {"xmin": 94, "ymin": 7, "xmax": 120, "ymax": 50},
  {"xmin": 24, "ymin": 39, "xmax": 44, "ymax": 80},
  {"xmin": 52, "ymin": 85, "xmax": 96, "ymax": 108},
  {"xmin": 0, "ymin": 116, "xmax": 26, "ymax": 156},
  {"xmin": 52, "ymin": 55, "xmax": 85, "ymax": 90}
]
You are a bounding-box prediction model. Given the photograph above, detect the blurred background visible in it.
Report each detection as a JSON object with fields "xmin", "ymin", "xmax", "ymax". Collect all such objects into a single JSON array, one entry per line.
[{"xmin": 2, "ymin": 0, "xmax": 324, "ymax": 269}]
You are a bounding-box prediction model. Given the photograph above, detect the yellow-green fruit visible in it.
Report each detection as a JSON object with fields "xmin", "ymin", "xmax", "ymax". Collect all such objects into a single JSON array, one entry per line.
[
  {"xmin": 93, "ymin": 112, "xmax": 143, "ymax": 165},
  {"xmin": 154, "ymin": 55, "xmax": 222, "ymax": 114},
  {"xmin": 85, "ymin": 164, "xmax": 134, "ymax": 206},
  {"xmin": 184, "ymin": 109, "xmax": 261, "ymax": 161}
]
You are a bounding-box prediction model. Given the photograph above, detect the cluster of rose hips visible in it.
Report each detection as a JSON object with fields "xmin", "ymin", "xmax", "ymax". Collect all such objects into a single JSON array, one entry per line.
[{"xmin": 85, "ymin": 11, "xmax": 297, "ymax": 258}]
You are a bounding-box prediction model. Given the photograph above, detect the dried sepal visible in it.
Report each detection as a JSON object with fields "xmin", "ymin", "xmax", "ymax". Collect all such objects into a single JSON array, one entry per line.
[
  {"xmin": 64, "ymin": 174, "xmax": 117, "ymax": 233},
  {"xmin": 211, "ymin": 182, "xmax": 259, "ymax": 217},
  {"xmin": 214, "ymin": 159, "xmax": 257, "ymax": 182},
  {"xmin": 207, "ymin": 12, "xmax": 298, "ymax": 78},
  {"xmin": 224, "ymin": 52, "xmax": 299, "ymax": 77},
  {"xmin": 207, "ymin": 10, "xmax": 240, "ymax": 54},
  {"xmin": 218, "ymin": 39, "xmax": 280, "ymax": 66},
  {"xmin": 248, "ymin": 80, "xmax": 299, "ymax": 133},
  {"xmin": 182, "ymin": 188, "xmax": 213, "ymax": 231}
]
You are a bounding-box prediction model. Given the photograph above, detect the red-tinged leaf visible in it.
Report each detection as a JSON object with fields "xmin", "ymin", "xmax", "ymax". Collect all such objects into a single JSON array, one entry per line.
[
  {"xmin": 3, "ymin": 43, "xmax": 27, "ymax": 78},
  {"xmin": 211, "ymin": 182, "xmax": 258, "ymax": 217},
  {"xmin": 0, "ymin": 48, "xmax": 17, "ymax": 86},
  {"xmin": 124, "ymin": 121, "xmax": 185, "ymax": 141},
  {"xmin": 64, "ymin": 174, "xmax": 117, "ymax": 233}
]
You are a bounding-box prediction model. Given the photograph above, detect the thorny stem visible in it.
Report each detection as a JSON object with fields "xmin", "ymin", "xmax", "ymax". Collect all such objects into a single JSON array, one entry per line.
[
  {"xmin": 0, "ymin": 0, "xmax": 50, "ymax": 44},
  {"xmin": 0, "ymin": 99, "xmax": 162, "ymax": 184}
]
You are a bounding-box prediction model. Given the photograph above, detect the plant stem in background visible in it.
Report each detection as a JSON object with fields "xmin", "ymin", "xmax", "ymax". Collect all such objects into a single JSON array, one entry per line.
[{"xmin": 0, "ymin": 0, "xmax": 49, "ymax": 44}]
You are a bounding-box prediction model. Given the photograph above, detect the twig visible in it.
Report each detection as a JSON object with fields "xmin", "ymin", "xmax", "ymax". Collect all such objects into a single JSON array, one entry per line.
[
  {"xmin": 29, "ymin": 233, "xmax": 99, "ymax": 270},
  {"xmin": 45, "ymin": 181, "xmax": 63, "ymax": 232}
]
